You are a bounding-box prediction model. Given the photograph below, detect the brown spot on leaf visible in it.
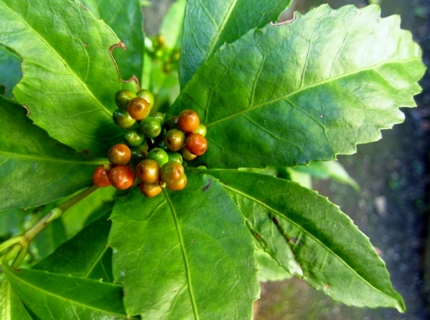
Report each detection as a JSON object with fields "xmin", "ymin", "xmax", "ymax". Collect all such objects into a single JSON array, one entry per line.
[
  {"xmin": 21, "ymin": 105, "xmax": 31, "ymax": 116},
  {"xmin": 271, "ymin": 217, "xmax": 279, "ymax": 225},
  {"xmin": 203, "ymin": 179, "xmax": 212, "ymax": 192}
]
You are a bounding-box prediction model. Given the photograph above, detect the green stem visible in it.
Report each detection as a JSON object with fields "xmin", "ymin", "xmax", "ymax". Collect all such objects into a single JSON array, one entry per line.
[{"xmin": 0, "ymin": 185, "xmax": 100, "ymax": 267}]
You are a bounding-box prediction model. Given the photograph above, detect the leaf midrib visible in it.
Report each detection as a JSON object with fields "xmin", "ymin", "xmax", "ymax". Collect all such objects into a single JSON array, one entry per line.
[
  {"xmin": 204, "ymin": 0, "xmax": 238, "ymax": 60},
  {"xmin": 164, "ymin": 191, "xmax": 200, "ymax": 320},
  {"xmin": 206, "ymin": 58, "xmax": 419, "ymax": 127},
  {"xmin": 1, "ymin": 2, "xmax": 112, "ymax": 117},
  {"xmin": 219, "ymin": 181, "xmax": 398, "ymax": 304},
  {"xmin": 0, "ymin": 150, "xmax": 105, "ymax": 165},
  {"xmin": 4, "ymin": 267, "xmax": 127, "ymax": 317}
]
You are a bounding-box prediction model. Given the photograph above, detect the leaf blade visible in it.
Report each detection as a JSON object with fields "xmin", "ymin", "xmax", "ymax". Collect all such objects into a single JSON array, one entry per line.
[
  {"xmin": 179, "ymin": 0, "xmax": 292, "ymax": 86},
  {"xmin": 0, "ymin": 279, "xmax": 33, "ymax": 320},
  {"xmin": 171, "ymin": 5, "xmax": 425, "ymax": 168},
  {"xmin": 109, "ymin": 172, "xmax": 259, "ymax": 318},
  {"xmin": 206, "ymin": 169, "xmax": 405, "ymax": 311},
  {"xmin": 0, "ymin": 97, "xmax": 103, "ymax": 210},
  {"xmin": 0, "ymin": 0, "xmax": 124, "ymax": 155},
  {"xmin": 3, "ymin": 264, "xmax": 128, "ymax": 320}
]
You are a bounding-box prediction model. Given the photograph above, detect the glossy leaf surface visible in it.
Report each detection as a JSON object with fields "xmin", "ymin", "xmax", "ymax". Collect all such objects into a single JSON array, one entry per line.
[
  {"xmin": 109, "ymin": 172, "xmax": 259, "ymax": 318},
  {"xmin": 3, "ymin": 264, "xmax": 128, "ymax": 319},
  {"xmin": 34, "ymin": 212, "xmax": 113, "ymax": 282},
  {"xmin": 0, "ymin": 0, "xmax": 123, "ymax": 155},
  {"xmin": 0, "ymin": 279, "xmax": 33, "ymax": 320},
  {"xmin": 172, "ymin": 5, "xmax": 425, "ymax": 168},
  {"xmin": 0, "ymin": 97, "xmax": 103, "ymax": 210},
  {"xmin": 179, "ymin": 0, "xmax": 292, "ymax": 86},
  {"xmin": 206, "ymin": 169, "xmax": 405, "ymax": 311}
]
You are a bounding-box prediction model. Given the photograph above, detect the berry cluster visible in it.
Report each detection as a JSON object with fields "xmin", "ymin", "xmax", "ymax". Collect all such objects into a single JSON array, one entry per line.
[{"xmin": 92, "ymin": 89, "xmax": 208, "ymax": 198}]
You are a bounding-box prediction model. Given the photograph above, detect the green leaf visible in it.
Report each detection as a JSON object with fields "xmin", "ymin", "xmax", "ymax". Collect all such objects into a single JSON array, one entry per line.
[
  {"xmin": 0, "ymin": 0, "xmax": 124, "ymax": 155},
  {"xmin": 0, "ymin": 209, "xmax": 27, "ymax": 238},
  {"xmin": 0, "ymin": 45, "xmax": 21, "ymax": 98},
  {"xmin": 0, "ymin": 279, "xmax": 33, "ymax": 320},
  {"xmin": 109, "ymin": 172, "xmax": 259, "ymax": 318},
  {"xmin": 206, "ymin": 169, "xmax": 405, "ymax": 311},
  {"xmin": 80, "ymin": 0, "xmax": 145, "ymax": 82},
  {"xmin": 291, "ymin": 161, "xmax": 359, "ymax": 190},
  {"xmin": 179, "ymin": 0, "xmax": 292, "ymax": 86},
  {"xmin": 255, "ymin": 241, "xmax": 291, "ymax": 282},
  {"xmin": 34, "ymin": 211, "xmax": 113, "ymax": 283},
  {"xmin": 0, "ymin": 97, "xmax": 104, "ymax": 211},
  {"xmin": 160, "ymin": 0, "xmax": 187, "ymax": 49},
  {"xmin": 3, "ymin": 264, "xmax": 129, "ymax": 319},
  {"xmin": 171, "ymin": 5, "xmax": 425, "ymax": 168}
]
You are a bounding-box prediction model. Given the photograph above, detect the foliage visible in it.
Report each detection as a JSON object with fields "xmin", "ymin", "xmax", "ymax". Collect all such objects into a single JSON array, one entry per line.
[{"xmin": 0, "ymin": 0, "xmax": 425, "ymax": 319}]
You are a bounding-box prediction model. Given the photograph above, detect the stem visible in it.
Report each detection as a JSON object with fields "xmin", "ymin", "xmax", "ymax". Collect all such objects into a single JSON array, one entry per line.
[{"xmin": 0, "ymin": 185, "xmax": 100, "ymax": 267}]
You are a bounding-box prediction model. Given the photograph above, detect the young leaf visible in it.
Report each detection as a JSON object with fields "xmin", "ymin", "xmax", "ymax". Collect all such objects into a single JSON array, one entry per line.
[
  {"xmin": 80, "ymin": 0, "xmax": 145, "ymax": 82},
  {"xmin": 0, "ymin": 279, "xmax": 33, "ymax": 320},
  {"xmin": 206, "ymin": 169, "xmax": 405, "ymax": 311},
  {"xmin": 179, "ymin": 0, "xmax": 292, "ymax": 86},
  {"xmin": 0, "ymin": 0, "xmax": 124, "ymax": 156},
  {"xmin": 0, "ymin": 97, "xmax": 103, "ymax": 211},
  {"xmin": 171, "ymin": 5, "xmax": 425, "ymax": 168},
  {"xmin": 3, "ymin": 264, "xmax": 129, "ymax": 319},
  {"xmin": 34, "ymin": 211, "xmax": 113, "ymax": 283},
  {"xmin": 109, "ymin": 172, "xmax": 259, "ymax": 319}
]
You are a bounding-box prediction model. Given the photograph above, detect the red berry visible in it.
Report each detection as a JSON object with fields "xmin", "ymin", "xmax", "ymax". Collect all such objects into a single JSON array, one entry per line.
[
  {"xmin": 108, "ymin": 165, "xmax": 134, "ymax": 190},
  {"xmin": 178, "ymin": 109, "xmax": 200, "ymax": 133},
  {"xmin": 92, "ymin": 165, "xmax": 111, "ymax": 187},
  {"xmin": 185, "ymin": 133, "xmax": 207, "ymax": 156}
]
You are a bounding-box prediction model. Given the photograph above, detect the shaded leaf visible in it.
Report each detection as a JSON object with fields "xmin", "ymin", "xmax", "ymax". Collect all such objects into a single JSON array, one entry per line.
[
  {"xmin": 0, "ymin": 97, "xmax": 103, "ymax": 211},
  {"xmin": 81, "ymin": 0, "xmax": 145, "ymax": 82},
  {"xmin": 179, "ymin": 0, "xmax": 292, "ymax": 86},
  {"xmin": 0, "ymin": 0, "xmax": 124, "ymax": 155},
  {"xmin": 206, "ymin": 169, "xmax": 405, "ymax": 311},
  {"xmin": 0, "ymin": 279, "xmax": 33, "ymax": 320},
  {"xmin": 3, "ymin": 264, "xmax": 128, "ymax": 319},
  {"xmin": 34, "ymin": 211, "xmax": 113, "ymax": 283},
  {"xmin": 171, "ymin": 5, "xmax": 425, "ymax": 168},
  {"xmin": 0, "ymin": 45, "xmax": 21, "ymax": 98},
  {"xmin": 109, "ymin": 172, "xmax": 259, "ymax": 318}
]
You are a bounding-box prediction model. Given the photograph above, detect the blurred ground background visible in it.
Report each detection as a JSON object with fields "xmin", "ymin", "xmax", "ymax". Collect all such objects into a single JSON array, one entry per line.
[{"xmin": 144, "ymin": 0, "xmax": 430, "ymax": 319}]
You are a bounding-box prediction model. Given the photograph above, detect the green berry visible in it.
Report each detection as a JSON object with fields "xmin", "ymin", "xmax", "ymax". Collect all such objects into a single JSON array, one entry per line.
[
  {"xmin": 115, "ymin": 89, "xmax": 136, "ymax": 110},
  {"xmin": 164, "ymin": 129, "xmax": 185, "ymax": 151},
  {"xmin": 113, "ymin": 108, "xmax": 136, "ymax": 128},
  {"xmin": 167, "ymin": 151, "xmax": 183, "ymax": 164},
  {"xmin": 193, "ymin": 124, "xmax": 207, "ymax": 136},
  {"xmin": 124, "ymin": 129, "xmax": 145, "ymax": 147},
  {"xmin": 181, "ymin": 147, "xmax": 197, "ymax": 161},
  {"xmin": 140, "ymin": 117, "xmax": 162, "ymax": 138},
  {"xmin": 165, "ymin": 116, "xmax": 178, "ymax": 129},
  {"xmin": 136, "ymin": 89, "xmax": 155, "ymax": 108},
  {"xmin": 149, "ymin": 112, "xmax": 165, "ymax": 123},
  {"xmin": 130, "ymin": 142, "xmax": 149, "ymax": 164},
  {"xmin": 147, "ymin": 148, "xmax": 169, "ymax": 167}
]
